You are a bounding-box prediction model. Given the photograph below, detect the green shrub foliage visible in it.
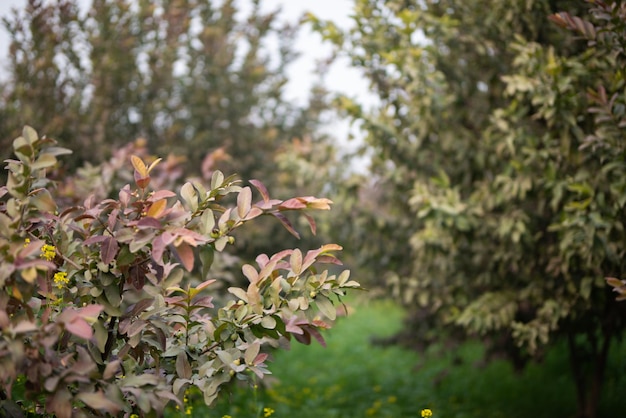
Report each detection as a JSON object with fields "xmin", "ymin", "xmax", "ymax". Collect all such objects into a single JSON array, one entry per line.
[
  {"xmin": 0, "ymin": 126, "xmax": 359, "ymax": 417},
  {"xmin": 314, "ymin": 1, "xmax": 626, "ymax": 417}
]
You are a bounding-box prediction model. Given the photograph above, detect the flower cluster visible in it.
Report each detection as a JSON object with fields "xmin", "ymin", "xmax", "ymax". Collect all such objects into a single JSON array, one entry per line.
[
  {"xmin": 421, "ymin": 408, "xmax": 433, "ymax": 417},
  {"xmin": 263, "ymin": 407, "xmax": 275, "ymax": 417},
  {"xmin": 53, "ymin": 272, "xmax": 69, "ymax": 289},
  {"xmin": 40, "ymin": 244, "xmax": 56, "ymax": 261}
]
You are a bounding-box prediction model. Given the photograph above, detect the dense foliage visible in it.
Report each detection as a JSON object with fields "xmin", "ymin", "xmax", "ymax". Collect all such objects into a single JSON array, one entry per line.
[
  {"xmin": 0, "ymin": 126, "xmax": 359, "ymax": 417},
  {"xmin": 314, "ymin": 1, "xmax": 626, "ymax": 417}
]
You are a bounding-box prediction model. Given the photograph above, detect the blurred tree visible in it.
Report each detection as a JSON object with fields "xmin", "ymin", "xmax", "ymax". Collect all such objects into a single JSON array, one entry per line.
[
  {"xmin": 0, "ymin": 0, "xmax": 340, "ymax": 262},
  {"xmin": 313, "ymin": 1, "xmax": 626, "ymax": 417}
]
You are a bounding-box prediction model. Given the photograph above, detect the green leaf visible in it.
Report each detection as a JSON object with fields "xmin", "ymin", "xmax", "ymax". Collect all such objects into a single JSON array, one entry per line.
[
  {"xmin": 315, "ymin": 296, "xmax": 336, "ymax": 320},
  {"xmin": 31, "ymin": 153, "xmax": 57, "ymax": 170}
]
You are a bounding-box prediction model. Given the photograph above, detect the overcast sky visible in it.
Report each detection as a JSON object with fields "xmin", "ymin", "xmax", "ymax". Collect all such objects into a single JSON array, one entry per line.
[{"xmin": 0, "ymin": 0, "xmax": 370, "ymax": 105}]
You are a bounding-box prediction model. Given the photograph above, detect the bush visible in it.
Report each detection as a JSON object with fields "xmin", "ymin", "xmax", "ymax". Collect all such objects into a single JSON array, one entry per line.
[{"xmin": 0, "ymin": 126, "xmax": 359, "ymax": 417}]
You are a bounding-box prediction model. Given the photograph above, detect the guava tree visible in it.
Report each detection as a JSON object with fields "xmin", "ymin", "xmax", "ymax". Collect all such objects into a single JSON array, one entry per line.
[{"xmin": 313, "ymin": 1, "xmax": 626, "ymax": 417}]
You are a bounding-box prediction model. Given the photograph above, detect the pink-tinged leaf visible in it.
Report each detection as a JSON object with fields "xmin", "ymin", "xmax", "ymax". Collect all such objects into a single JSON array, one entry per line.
[
  {"xmin": 77, "ymin": 391, "xmax": 122, "ymax": 414},
  {"xmin": 303, "ymin": 212, "xmax": 317, "ymax": 235},
  {"xmin": 126, "ymin": 320, "xmax": 148, "ymax": 337},
  {"xmin": 253, "ymin": 352, "xmax": 269, "ymax": 365},
  {"xmin": 196, "ymin": 279, "xmax": 217, "ymax": 292},
  {"xmin": 47, "ymin": 388, "xmax": 72, "ymax": 418},
  {"xmin": 242, "ymin": 264, "xmax": 259, "ymax": 283},
  {"xmin": 128, "ymin": 299, "xmax": 154, "ymax": 317},
  {"xmin": 137, "ymin": 217, "xmax": 162, "ymax": 228},
  {"xmin": 302, "ymin": 249, "xmax": 321, "ymax": 271},
  {"xmin": 171, "ymin": 227, "xmax": 207, "ymax": 246},
  {"xmin": 18, "ymin": 239, "xmax": 44, "ymax": 258},
  {"xmin": 101, "ymin": 236, "xmax": 119, "ymax": 265},
  {"xmin": 237, "ymin": 187, "xmax": 252, "ymax": 218},
  {"xmin": 134, "ymin": 171, "xmax": 151, "ymax": 189},
  {"xmin": 247, "ymin": 284, "xmax": 262, "ymax": 313},
  {"xmin": 228, "ymin": 287, "xmax": 249, "ymax": 302},
  {"xmin": 119, "ymin": 185, "xmax": 132, "ymax": 207},
  {"xmin": 78, "ymin": 304, "xmax": 104, "ymax": 320},
  {"xmin": 65, "ymin": 318, "xmax": 93, "ymax": 339},
  {"xmin": 83, "ymin": 235, "xmax": 108, "ymax": 246},
  {"xmin": 245, "ymin": 207, "xmax": 263, "ymax": 221},
  {"xmin": 176, "ymin": 352, "xmax": 192, "ymax": 379},
  {"xmin": 193, "ymin": 296, "xmax": 214, "ymax": 308},
  {"xmin": 152, "ymin": 235, "xmax": 166, "ymax": 264},
  {"xmin": 249, "ymin": 179, "xmax": 269, "ymax": 203},
  {"xmin": 272, "ymin": 213, "xmax": 300, "ymax": 239},
  {"xmin": 160, "ymin": 231, "xmax": 176, "ymax": 245},
  {"xmin": 244, "ymin": 342, "xmax": 261, "ymax": 365},
  {"xmin": 258, "ymin": 259, "xmax": 278, "ymax": 281},
  {"xmin": 317, "ymin": 255, "xmax": 343, "ymax": 265},
  {"xmin": 103, "ymin": 360, "xmax": 121, "ymax": 380},
  {"xmin": 285, "ymin": 322, "xmax": 303, "ymax": 335},
  {"xmin": 173, "ymin": 242, "xmax": 194, "ymax": 271},
  {"xmin": 290, "ymin": 249, "xmax": 303, "ymax": 275},
  {"xmin": 12, "ymin": 321, "xmax": 38, "ymax": 334},
  {"xmin": 270, "ymin": 249, "xmax": 293, "ymax": 262},
  {"xmin": 293, "ymin": 331, "xmax": 311, "ymax": 345},
  {"xmin": 278, "ymin": 198, "xmax": 307, "ymax": 210},
  {"xmin": 255, "ymin": 254, "xmax": 270, "ymax": 268},
  {"xmin": 148, "ymin": 189, "xmax": 177, "ymax": 201},
  {"xmin": 306, "ymin": 325, "xmax": 327, "ymax": 347}
]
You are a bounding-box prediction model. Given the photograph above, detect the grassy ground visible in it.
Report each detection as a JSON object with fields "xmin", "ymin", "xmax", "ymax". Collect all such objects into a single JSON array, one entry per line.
[{"xmin": 180, "ymin": 297, "xmax": 626, "ymax": 418}]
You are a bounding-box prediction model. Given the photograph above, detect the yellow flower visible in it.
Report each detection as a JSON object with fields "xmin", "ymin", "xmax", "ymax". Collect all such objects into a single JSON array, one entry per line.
[
  {"xmin": 263, "ymin": 407, "xmax": 275, "ymax": 417},
  {"xmin": 40, "ymin": 244, "xmax": 56, "ymax": 261},
  {"xmin": 53, "ymin": 272, "xmax": 69, "ymax": 289},
  {"xmin": 24, "ymin": 238, "xmax": 31, "ymax": 247},
  {"xmin": 222, "ymin": 415, "xmax": 232, "ymax": 418},
  {"xmin": 185, "ymin": 406, "xmax": 193, "ymax": 415},
  {"xmin": 421, "ymin": 408, "xmax": 433, "ymax": 417}
]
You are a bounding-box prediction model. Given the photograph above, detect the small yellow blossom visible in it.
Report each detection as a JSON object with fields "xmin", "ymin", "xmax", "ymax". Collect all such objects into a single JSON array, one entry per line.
[
  {"xmin": 130, "ymin": 415, "xmax": 139, "ymax": 418},
  {"xmin": 263, "ymin": 407, "xmax": 275, "ymax": 417},
  {"xmin": 24, "ymin": 238, "xmax": 31, "ymax": 247},
  {"xmin": 222, "ymin": 415, "xmax": 232, "ymax": 418},
  {"xmin": 53, "ymin": 272, "xmax": 69, "ymax": 289},
  {"xmin": 40, "ymin": 244, "xmax": 56, "ymax": 261},
  {"xmin": 421, "ymin": 408, "xmax": 433, "ymax": 417},
  {"xmin": 185, "ymin": 406, "xmax": 192, "ymax": 416}
]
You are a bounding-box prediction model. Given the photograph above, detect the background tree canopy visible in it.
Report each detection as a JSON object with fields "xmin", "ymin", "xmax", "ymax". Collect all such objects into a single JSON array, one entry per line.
[{"xmin": 314, "ymin": 1, "xmax": 626, "ymax": 417}]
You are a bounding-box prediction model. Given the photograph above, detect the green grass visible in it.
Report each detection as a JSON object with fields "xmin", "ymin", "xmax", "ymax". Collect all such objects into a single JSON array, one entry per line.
[{"xmin": 182, "ymin": 297, "xmax": 626, "ymax": 418}]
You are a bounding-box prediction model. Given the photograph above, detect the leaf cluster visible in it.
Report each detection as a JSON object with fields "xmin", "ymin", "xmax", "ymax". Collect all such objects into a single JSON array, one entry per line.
[{"xmin": 0, "ymin": 126, "xmax": 359, "ymax": 417}]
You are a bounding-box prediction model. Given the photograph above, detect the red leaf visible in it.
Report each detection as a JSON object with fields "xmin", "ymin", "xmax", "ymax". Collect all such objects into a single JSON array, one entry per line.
[
  {"xmin": 83, "ymin": 235, "xmax": 108, "ymax": 246},
  {"xmin": 65, "ymin": 318, "xmax": 93, "ymax": 339},
  {"xmin": 303, "ymin": 212, "xmax": 317, "ymax": 235},
  {"xmin": 101, "ymin": 236, "xmax": 119, "ymax": 265},
  {"xmin": 272, "ymin": 213, "xmax": 300, "ymax": 239},
  {"xmin": 250, "ymin": 179, "xmax": 269, "ymax": 203},
  {"xmin": 137, "ymin": 217, "xmax": 162, "ymax": 228},
  {"xmin": 173, "ymin": 242, "xmax": 194, "ymax": 271},
  {"xmin": 278, "ymin": 198, "xmax": 307, "ymax": 210}
]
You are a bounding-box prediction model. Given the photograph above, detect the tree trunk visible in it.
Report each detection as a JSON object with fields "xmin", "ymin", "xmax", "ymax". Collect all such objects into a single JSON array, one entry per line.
[{"xmin": 567, "ymin": 326, "xmax": 613, "ymax": 418}]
